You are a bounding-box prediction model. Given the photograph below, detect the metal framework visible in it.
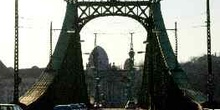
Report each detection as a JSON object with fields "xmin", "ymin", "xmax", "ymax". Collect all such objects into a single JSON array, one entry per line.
[{"xmin": 74, "ymin": 1, "xmax": 151, "ymax": 30}]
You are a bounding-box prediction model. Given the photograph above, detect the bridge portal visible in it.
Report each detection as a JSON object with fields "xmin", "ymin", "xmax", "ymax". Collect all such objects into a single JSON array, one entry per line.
[{"xmin": 19, "ymin": 0, "xmax": 206, "ymax": 110}]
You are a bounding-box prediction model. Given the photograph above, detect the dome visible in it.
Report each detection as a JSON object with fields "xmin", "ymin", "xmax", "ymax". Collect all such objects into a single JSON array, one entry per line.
[{"xmin": 88, "ymin": 46, "xmax": 109, "ymax": 70}]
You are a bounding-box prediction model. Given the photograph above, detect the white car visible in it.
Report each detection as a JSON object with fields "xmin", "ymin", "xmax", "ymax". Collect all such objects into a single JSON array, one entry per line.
[{"xmin": 0, "ymin": 104, "xmax": 23, "ymax": 110}]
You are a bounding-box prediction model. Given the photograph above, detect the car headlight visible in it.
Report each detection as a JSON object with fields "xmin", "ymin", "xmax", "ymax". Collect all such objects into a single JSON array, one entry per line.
[{"xmin": 98, "ymin": 104, "xmax": 102, "ymax": 107}]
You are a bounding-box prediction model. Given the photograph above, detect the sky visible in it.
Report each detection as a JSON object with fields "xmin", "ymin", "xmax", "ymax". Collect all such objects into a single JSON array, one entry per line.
[{"xmin": 0, "ymin": 0, "xmax": 219, "ymax": 69}]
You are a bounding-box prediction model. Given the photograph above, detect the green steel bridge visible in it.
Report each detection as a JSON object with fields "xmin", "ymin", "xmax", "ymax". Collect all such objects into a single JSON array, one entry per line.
[{"xmin": 16, "ymin": 0, "xmax": 206, "ymax": 109}]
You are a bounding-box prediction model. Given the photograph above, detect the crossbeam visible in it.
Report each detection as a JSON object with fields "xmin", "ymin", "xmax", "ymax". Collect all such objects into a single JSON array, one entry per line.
[{"xmin": 73, "ymin": 1, "xmax": 151, "ymax": 30}]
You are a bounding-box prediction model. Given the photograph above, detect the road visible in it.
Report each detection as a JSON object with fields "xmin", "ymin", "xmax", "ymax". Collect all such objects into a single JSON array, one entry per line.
[{"xmin": 93, "ymin": 108, "xmax": 146, "ymax": 110}]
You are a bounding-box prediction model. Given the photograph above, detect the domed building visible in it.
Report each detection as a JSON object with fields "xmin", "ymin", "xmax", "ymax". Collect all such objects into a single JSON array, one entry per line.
[
  {"xmin": 85, "ymin": 46, "xmax": 142, "ymax": 108},
  {"xmin": 86, "ymin": 46, "xmax": 109, "ymax": 70}
]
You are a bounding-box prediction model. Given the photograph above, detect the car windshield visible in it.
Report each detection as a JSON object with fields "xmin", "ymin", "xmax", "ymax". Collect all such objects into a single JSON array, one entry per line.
[
  {"xmin": 0, "ymin": 105, "xmax": 13, "ymax": 110},
  {"xmin": 53, "ymin": 106, "xmax": 71, "ymax": 110}
]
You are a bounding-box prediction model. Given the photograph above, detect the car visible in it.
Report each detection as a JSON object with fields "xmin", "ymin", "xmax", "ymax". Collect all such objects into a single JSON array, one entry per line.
[
  {"xmin": 0, "ymin": 104, "xmax": 23, "ymax": 110},
  {"xmin": 78, "ymin": 103, "xmax": 87, "ymax": 110},
  {"xmin": 68, "ymin": 103, "xmax": 82, "ymax": 110},
  {"xmin": 124, "ymin": 100, "xmax": 136, "ymax": 109},
  {"xmin": 53, "ymin": 105, "xmax": 73, "ymax": 110},
  {"xmin": 54, "ymin": 103, "xmax": 87, "ymax": 110},
  {"xmin": 93, "ymin": 102, "xmax": 102, "ymax": 108}
]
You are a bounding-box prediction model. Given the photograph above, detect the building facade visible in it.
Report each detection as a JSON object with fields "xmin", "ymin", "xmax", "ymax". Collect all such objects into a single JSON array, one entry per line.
[{"xmin": 85, "ymin": 46, "xmax": 142, "ymax": 107}]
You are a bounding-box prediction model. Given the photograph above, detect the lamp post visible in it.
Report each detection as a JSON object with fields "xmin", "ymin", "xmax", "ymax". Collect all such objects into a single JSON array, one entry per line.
[
  {"xmin": 48, "ymin": 23, "xmax": 85, "ymax": 68},
  {"xmin": 206, "ymin": 0, "xmax": 214, "ymax": 108},
  {"xmin": 166, "ymin": 22, "xmax": 178, "ymax": 67},
  {"xmin": 14, "ymin": 0, "xmax": 21, "ymax": 103},
  {"xmin": 91, "ymin": 37, "xmax": 101, "ymax": 107},
  {"xmin": 126, "ymin": 32, "xmax": 135, "ymax": 101}
]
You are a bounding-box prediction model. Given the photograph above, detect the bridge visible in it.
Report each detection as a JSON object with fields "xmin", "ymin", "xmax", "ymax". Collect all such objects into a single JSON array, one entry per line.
[{"xmin": 16, "ymin": 0, "xmax": 206, "ymax": 110}]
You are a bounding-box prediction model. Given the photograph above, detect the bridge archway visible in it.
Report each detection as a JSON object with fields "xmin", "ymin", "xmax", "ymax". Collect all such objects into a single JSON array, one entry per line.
[
  {"xmin": 74, "ymin": 1, "xmax": 151, "ymax": 107},
  {"xmin": 80, "ymin": 16, "xmax": 147, "ymax": 107}
]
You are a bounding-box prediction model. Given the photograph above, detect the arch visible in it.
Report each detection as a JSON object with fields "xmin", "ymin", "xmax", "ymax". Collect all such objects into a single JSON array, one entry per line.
[
  {"xmin": 79, "ymin": 15, "xmax": 148, "ymax": 31},
  {"xmin": 76, "ymin": 1, "xmax": 152, "ymax": 31},
  {"xmin": 80, "ymin": 16, "xmax": 147, "ymax": 68}
]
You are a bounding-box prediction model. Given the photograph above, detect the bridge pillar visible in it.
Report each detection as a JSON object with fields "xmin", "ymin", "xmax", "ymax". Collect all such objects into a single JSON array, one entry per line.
[{"xmin": 51, "ymin": 1, "xmax": 89, "ymax": 105}]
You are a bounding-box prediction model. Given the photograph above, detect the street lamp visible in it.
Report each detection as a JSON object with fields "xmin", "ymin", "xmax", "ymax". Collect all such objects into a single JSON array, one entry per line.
[{"xmin": 152, "ymin": 22, "xmax": 178, "ymax": 67}]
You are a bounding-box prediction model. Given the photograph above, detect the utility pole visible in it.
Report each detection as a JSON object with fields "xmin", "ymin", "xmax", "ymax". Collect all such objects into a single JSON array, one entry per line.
[
  {"xmin": 174, "ymin": 22, "xmax": 178, "ymax": 61},
  {"xmin": 47, "ymin": 22, "xmax": 53, "ymax": 70},
  {"xmin": 94, "ymin": 33, "xmax": 97, "ymax": 47},
  {"xmin": 206, "ymin": 0, "xmax": 214, "ymax": 108},
  {"xmin": 93, "ymin": 32, "xmax": 100, "ymax": 106},
  {"xmin": 127, "ymin": 32, "xmax": 135, "ymax": 101},
  {"xmin": 167, "ymin": 22, "xmax": 178, "ymax": 67},
  {"xmin": 129, "ymin": 32, "xmax": 135, "ymax": 66},
  {"xmin": 14, "ymin": 0, "xmax": 21, "ymax": 103},
  {"xmin": 50, "ymin": 22, "xmax": 53, "ymax": 63}
]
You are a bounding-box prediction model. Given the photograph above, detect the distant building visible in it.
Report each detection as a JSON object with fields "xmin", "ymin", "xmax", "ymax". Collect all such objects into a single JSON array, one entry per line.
[
  {"xmin": 85, "ymin": 46, "xmax": 142, "ymax": 107},
  {"xmin": 86, "ymin": 46, "xmax": 110, "ymax": 70}
]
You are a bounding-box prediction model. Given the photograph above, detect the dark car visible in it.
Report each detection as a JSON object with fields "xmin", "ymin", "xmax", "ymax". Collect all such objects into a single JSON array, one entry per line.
[
  {"xmin": 93, "ymin": 102, "xmax": 102, "ymax": 108},
  {"xmin": 0, "ymin": 104, "xmax": 23, "ymax": 110},
  {"xmin": 125, "ymin": 100, "xmax": 136, "ymax": 109},
  {"xmin": 54, "ymin": 103, "xmax": 87, "ymax": 110},
  {"xmin": 53, "ymin": 105, "xmax": 73, "ymax": 110},
  {"xmin": 69, "ymin": 103, "xmax": 84, "ymax": 110},
  {"xmin": 78, "ymin": 103, "xmax": 87, "ymax": 110}
]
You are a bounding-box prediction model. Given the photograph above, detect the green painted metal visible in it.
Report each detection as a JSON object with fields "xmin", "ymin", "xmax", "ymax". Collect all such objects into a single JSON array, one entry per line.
[
  {"xmin": 20, "ymin": 3, "xmax": 89, "ymax": 110},
  {"xmin": 150, "ymin": 2, "xmax": 206, "ymax": 103},
  {"xmin": 52, "ymin": 4, "xmax": 77, "ymax": 70}
]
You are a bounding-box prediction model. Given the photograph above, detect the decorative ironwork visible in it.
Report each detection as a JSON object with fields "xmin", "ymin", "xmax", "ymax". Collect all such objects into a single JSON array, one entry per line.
[{"xmin": 76, "ymin": 1, "xmax": 151, "ymax": 30}]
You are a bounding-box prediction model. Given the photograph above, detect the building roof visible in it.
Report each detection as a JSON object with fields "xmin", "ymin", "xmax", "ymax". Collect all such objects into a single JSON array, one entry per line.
[{"xmin": 88, "ymin": 46, "xmax": 109, "ymax": 70}]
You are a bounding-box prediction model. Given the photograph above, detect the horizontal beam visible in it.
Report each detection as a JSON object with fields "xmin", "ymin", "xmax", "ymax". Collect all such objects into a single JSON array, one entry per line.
[{"xmin": 76, "ymin": 1, "xmax": 151, "ymax": 6}]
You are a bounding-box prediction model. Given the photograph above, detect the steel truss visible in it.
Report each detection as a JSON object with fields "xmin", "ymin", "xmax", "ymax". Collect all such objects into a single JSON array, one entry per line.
[{"xmin": 67, "ymin": 1, "xmax": 152, "ymax": 30}]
